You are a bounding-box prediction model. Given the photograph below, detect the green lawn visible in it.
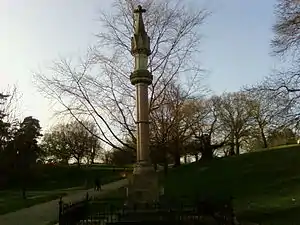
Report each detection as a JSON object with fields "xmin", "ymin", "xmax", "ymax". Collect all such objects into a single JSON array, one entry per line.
[
  {"xmin": 0, "ymin": 190, "xmax": 68, "ymax": 215},
  {"xmin": 164, "ymin": 145, "xmax": 300, "ymax": 225},
  {"xmin": 0, "ymin": 164, "xmax": 131, "ymax": 215}
]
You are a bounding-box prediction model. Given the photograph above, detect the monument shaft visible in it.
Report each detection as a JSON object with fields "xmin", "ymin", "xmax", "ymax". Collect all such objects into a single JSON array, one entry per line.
[
  {"xmin": 136, "ymin": 82, "xmax": 149, "ymax": 165},
  {"xmin": 127, "ymin": 5, "xmax": 159, "ymax": 205},
  {"xmin": 130, "ymin": 5, "xmax": 153, "ymax": 169}
]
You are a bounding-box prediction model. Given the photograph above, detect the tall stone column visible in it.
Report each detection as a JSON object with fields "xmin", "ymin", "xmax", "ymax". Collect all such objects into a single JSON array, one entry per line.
[{"xmin": 127, "ymin": 5, "xmax": 159, "ymax": 205}]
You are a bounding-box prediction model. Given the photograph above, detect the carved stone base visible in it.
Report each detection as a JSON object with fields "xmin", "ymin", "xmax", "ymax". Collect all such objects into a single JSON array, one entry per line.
[{"xmin": 126, "ymin": 164, "xmax": 159, "ymax": 207}]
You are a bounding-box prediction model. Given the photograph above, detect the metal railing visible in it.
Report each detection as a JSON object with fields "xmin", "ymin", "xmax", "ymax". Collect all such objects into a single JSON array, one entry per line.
[
  {"xmin": 58, "ymin": 193, "xmax": 125, "ymax": 225},
  {"xmin": 58, "ymin": 194, "xmax": 237, "ymax": 225}
]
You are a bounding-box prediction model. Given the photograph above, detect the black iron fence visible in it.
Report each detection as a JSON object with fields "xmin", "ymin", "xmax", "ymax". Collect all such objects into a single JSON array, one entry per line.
[
  {"xmin": 118, "ymin": 200, "xmax": 237, "ymax": 225},
  {"xmin": 59, "ymin": 194, "xmax": 238, "ymax": 225},
  {"xmin": 59, "ymin": 192, "xmax": 125, "ymax": 225}
]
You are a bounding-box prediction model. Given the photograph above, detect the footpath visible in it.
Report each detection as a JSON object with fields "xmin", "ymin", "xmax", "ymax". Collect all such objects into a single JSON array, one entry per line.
[{"xmin": 0, "ymin": 179, "xmax": 128, "ymax": 225}]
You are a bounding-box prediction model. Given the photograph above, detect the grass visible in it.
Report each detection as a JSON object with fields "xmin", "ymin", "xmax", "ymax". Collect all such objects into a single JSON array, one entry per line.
[
  {"xmin": 0, "ymin": 164, "xmax": 132, "ymax": 215},
  {"xmin": 0, "ymin": 190, "xmax": 67, "ymax": 215},
  {"xmin": 164, "ymin": 144, "xmax": 300, "ymax": 225}
]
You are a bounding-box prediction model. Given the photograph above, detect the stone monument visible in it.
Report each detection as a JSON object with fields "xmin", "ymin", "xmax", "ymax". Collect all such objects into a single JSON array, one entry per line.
[{"xmin": 127, "ymin": 5, "xmax": 159, "ymax": 206}]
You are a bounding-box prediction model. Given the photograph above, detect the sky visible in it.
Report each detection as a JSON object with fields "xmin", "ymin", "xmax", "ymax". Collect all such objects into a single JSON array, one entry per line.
[{"xmin": 0, "ymin": 0, "xmax": 278, "ymax": 131}]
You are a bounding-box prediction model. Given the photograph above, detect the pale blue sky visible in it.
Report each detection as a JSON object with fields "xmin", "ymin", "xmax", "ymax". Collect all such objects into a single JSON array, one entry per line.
[{"xmin": 0, "ymin": 0, "xmax": 277, "ymax": 130}]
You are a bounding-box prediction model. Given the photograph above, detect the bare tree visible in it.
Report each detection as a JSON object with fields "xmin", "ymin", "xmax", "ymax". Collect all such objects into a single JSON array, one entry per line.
[
  {"xmin": 242, "ymin": 89, "xmax": 284, "ymax": 149},
  {"xmin": 272, "ymin": 0, "xmax": 300, "ymax": 57},
  {"xmin": 41, "ymin": 120, "xmax": 102, "ymax": 165},
  {"xmin": 250, "ymin": 0, "xmax": 300, "ymax": 129},
  {"xmin": 0, "ymin": 93, "xmax": 10, "ymax": 152},
  {"xmin": 187, "ymin": 96, "xmax": 226, "ymax": 161},
  {"xmin": 215, "ymin": 92, "xmax": 255, "ymax": 155},
  {"xmin": 0, "ymin": 85, "xmax": 22, "ymax": 151},
  {"xmin": 149, "ymin": 81, "xmax": 206, "ymax": 167},
  {"xmin": 34, "ymin": 0, "xmax": 208, "ymax": 150},
  {"xmin": 1, "ymin": 85, "xmax": 22, "ymax": 128}
]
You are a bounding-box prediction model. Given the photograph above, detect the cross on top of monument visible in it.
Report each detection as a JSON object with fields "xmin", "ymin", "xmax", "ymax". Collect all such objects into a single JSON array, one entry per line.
[
  {"xmin": 133, "ymin": 5, "xmax": 147, "ymax": 35},
  {"xmin": 134, "ymin": 5, "xmax": 146, "ymax": 13}
]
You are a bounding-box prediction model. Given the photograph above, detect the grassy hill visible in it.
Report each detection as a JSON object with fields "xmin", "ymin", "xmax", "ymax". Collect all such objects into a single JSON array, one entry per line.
[{"xmin": 164, "ymin": 145, "xmax": 300, "ymax": 225}]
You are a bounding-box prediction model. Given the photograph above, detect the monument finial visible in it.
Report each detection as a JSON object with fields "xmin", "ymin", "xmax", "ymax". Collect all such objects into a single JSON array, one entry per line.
[{"xmin": 133, "ymin": 5, "xmax": 146, "ymax": 35}]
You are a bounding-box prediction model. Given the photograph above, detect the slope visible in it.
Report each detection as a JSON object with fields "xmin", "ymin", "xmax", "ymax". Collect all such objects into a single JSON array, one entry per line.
[{"xmin": 164, "ymin": 145, "xmax": 300, "ymax": 225}]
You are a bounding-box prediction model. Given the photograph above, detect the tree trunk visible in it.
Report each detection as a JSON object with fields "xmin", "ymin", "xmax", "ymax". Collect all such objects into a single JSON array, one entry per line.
[
  {"xmin": 194, "ymin": 153, "xmax": 199, "ymax": 162},
  {"xmin": 260, "ymin": 129, "xmax": 268, "ymax": 148},
  {"xmin": 76, "ymin": 158, "xmax": 81, "ymax": 167},
  {"xmin": 235, "ymin": 139, "xmax": 240, "ymax": 155},
  {"xmin": 229, "ymin": 143, "xmax": 235, "ymax": 156},
  {"xmin": 173, "ymin": 152, "xmax": 181, "ymax": 167},
  {"xmin": 173, "ymin": 143, "xmax": 181, "ymax": 167},
  {"xmin": 201, "ymin": 146, "xmax": 213, "ymax": 161},
  {"xmin": 229, "ymin": 133, "xmax": 235, "ymax": 156},
  {"xmin": 21, "ymin": 169, "xmax": 27, "ymax": 200},
  {"xmin": 184, "ymin": 155, "xmax": 187, "ymax": 164}
]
